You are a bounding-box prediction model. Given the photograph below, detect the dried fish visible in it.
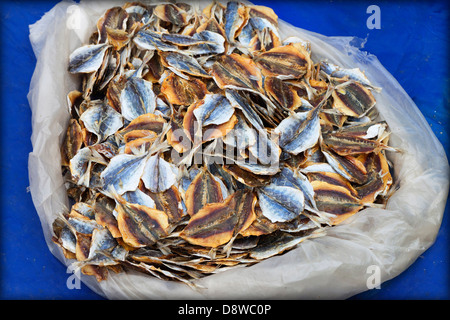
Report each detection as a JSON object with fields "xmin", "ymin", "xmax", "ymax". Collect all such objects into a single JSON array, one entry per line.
[
  {"xmin": 180, "ymin": 190, "xmax": 256, "ymax": 248},
  {"xmin": 56, "ymin": 0, "xmax": 398, "ymax": 286},
  {"xmin": 160, "ymin": 51, "xmax": 210, "ymax": 78},
  {"xmin": 257, "ymin": 185, "xmax": 304, "ymax": 223},
  {"xmin": 254, "ymin": 44, "xmax": 311, "ymax": 79},
  {"xmin": 120, "ymin": 77, "xmax": 156, "ymax": 122},
  {"xmin": 115, "ymin": 194, "xmax": 169, "ymax": 248},
  {"xmin": 274, "ymin": 107, "xmax": 321, "ymax": 155},
  {"xmin": 141, "ymin": 154, "xmax": 178, "ymax": 193},
  {"xmin": 160, "ymin": 72, "xmax": 207, "ymax": 106},
  {"xmin": 184, "ymin": 167, "xmax": 223, "ymax": 217},
  {"xmin": 61, "ymin": 119, "xmax": 83, "ymax": 166},
  {"xmin": 80, "ymin": 102, "xmax": 123, "ymax": 143},
  {"xmin": 69, "ymin": 43, "xmax": 110, "ymax": 74}
]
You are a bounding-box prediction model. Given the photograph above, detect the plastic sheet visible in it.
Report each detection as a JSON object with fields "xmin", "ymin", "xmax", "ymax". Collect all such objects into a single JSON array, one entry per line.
[{"xmin": 28, "ymin": 0, "xmax": 449, "ymax": 299}]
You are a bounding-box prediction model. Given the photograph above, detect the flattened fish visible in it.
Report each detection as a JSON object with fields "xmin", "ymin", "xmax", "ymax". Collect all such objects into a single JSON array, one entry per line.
[
  {"xmin": 193, "ymin": 93, "xmax": 235, "ymax": 128},
  {"xmin": 143, "ymin": 185, "xmax": 185, "ymax": 224},
  {"xmin": 141, "ymin": 154, "xmax": 178, "ymax": 193},
  {"xmin": 160, "ymin": 72, "xmax": 207, "ymax": 106},
  {"xmin": 154, "ymin": 3, "xmax": 190, "ymax": 27},
  {"xmin": 310, "ymin": 180, "xmax": 364, "ymax": 225},
  {"xmin": 322, "ymin": 148, "xmax": 368, "ymax": 185},
  {"xmin": 257, "ymin": 185, "xmax": 305, "ymax": 223},
  {"xmin": 69, "ymin": 43, "xmax": 110, "ymax": 74},
  {"xmin": 223, "ymin": 164, "xmax": 272, "ymax": 187},
  {"xmin": 249, "ymin": 229, "xmax": 324, "ymax": 260},
  {"xmin": 355, "ymin": 152, "xmax": 392, "ymax": 203},
  {"xmin": 184, "ymin": 167, "xmax": 223, "ymax": 216},
  {"xmin": 133, "ymin": 29, "xmax": 179, "ymax": 52},
  {"xmin": 119, "ymin": 113, "xmax": 166, "ymax": 136},
  {"xmin": 97, "ymin": 7, "xmax": 128, "ymax": 44},
  {"xmin": 120, "ymin": 77, "xmax": 156, "ymax": 122},
  {"xmin": 116, "ymin": 195, "xmax": 169, "ymax": 248},
  {"xmin": 100, "ymin": 153, "xmax": 148, "ymax": 195},
  {"xmin": 254, "ymin": 44, "xmax": 311, "ymax": 79},
  {"xmin": 274, "ymin": 107, "xmax": 321, "ymax": 155},
  {"xmin": 264, "ymin": 76, "xmax": 302, "ymax": 110},
  {"xmin": 331, "ymin": 80, "xmax": 376, "ymax": 117},
  {"xmin": 80, "ymin": 102, "xmax": 123, "ymax": 143},
  {"xmin": 224, "ymin": 1, "xmax": 248, "ymax": 43},
  {"xmin": 322, "ymin": 132, "xmax": 393, "ymax": 156},
  {"xmin": 181, "ymin": 190, "xmax": 256, "ymax": 247},
  {"xmin": 160, "ymin": 51, "xmax": 210, "ymax": 78},
  {"xmin": 61, "ymin": 119, "xmax": 83, "ymax": 166},
  {"xmin": 211, "ymin": 53, "xmax": 263, "ymax": 93},
  {"xmin": 188, "ymin": 30, "xmax": 225, "ymax": 55},
  {"xmin": 94, "ymin": 196, "xmax": 121, "ymax": 238}
]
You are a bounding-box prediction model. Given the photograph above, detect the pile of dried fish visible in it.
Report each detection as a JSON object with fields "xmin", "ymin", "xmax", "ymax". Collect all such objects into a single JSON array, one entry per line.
[{"xmin": 54, "ymin": 1, "xmax": 396, "ymax": 287}]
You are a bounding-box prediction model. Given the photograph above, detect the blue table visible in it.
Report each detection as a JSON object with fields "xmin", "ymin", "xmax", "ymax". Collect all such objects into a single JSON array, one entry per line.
[{"xmin": 1, "ymin": 0, "xmax": 448, "ymax": 300}]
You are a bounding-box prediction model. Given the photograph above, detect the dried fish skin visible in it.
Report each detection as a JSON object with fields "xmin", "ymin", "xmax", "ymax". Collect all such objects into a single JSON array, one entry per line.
[
  {"xmin": 100, "ymin": 153, "xmax": 148, "ymax": 195},
  {"xmin": 69, "ymin": 43, "xmax": 110, "ymax": 74},
  {"xmin": 211, "ymin": 53, "xmax": 263, "ymax": 93},
  {"xmin": 331, "ymin": 81, "xmax": 376, "ymax": 118},
  {"xmin": 254, "ymin": 44, "xmax": 311, "ymax": 79},
  {"xmin": 264, "ymin": 76, "xmax": 302, "ymax": 110},
  {"xmin": 153, "ymin": 3, "xmax": 190, "ymax": 27},
  {"xmin": 193, "ymin": 93, "xmax": 235, "ymax": 128},
  {"xmin": 310, "ymin": 180, "xmax": 364, "ymax": 225},
  {"xmin": 224, "ymin": 1, "xmax": 248, "ymax": 43},
  {"xmin": 160, "ymin": 72, "xmax": 208, "ymax": 106},
  {"xmin": 120, "ymin": 77, "xmax": 157, "ymax": 122},
  {"xmin": 249, "ymin": 229, "xmax": 324, "ymax": 260},
  {"xmin": 133, "ymin": 29, "xmax": 179, "ymax": 52},
  {"xmin": 159, "ymin": 51, "xmax": 210, "ymax": 78},
  {"xmin": 61, "ymin": 119, "xmax": 83, "ymax": 167},
  {"xmin": 188, "ymin": 30, "xmax": 225, "ymax": 55},
  {"xmin": 116, "ymin": 195, "xmax": 169, "ymax": 248},
  {"xmin": 257, "ymin": 185, "xmax": 305, "ymax": 223},
  {"xmin": 97, "ymin": 7, "xmax": 129, "ymax": 44},
  {"xmin": 141, "ymin": 154, "xmax": 178, "ymax": 193},
  {"xmin": 80, "ymin": 102, "xmax": 123, "ymax": 144},
  {"xmin": 274, "ymin": 108, "xmax": 321, "ymax": 155},
  {"xmin": 119, "ymin": 113, "xmax": 166, "ymax": 137},
  {"xmin": 322, "ymin": 148, "xmax": 368, "ymax": 185},
  {"xmin": 144, "ymin": 185, "xmax": 185, "ymax": 224},
  {"xmin": 184, "ymin": 167, "xmax": 223, "ymax": 217},
  {"xmin": 180, "ymin": 190, "xmax": 256, "ymax": 248}
]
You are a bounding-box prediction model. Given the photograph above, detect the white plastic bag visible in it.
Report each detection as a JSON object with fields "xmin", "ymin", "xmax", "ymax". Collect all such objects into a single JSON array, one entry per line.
[{"xmin": 28, "ymin": 0, "xmax": 449, "ymax": 299}]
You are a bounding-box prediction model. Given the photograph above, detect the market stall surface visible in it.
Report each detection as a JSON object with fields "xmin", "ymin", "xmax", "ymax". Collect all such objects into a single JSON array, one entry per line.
[{"xmin": 0, "ymin": 0, "xmax": 448, "ymax": 300}]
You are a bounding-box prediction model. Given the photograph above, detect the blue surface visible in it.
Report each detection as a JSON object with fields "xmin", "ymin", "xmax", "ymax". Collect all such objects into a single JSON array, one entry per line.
[{"xmin": 0, "ymin": 0, "xmax": 448, "ymax": 300}]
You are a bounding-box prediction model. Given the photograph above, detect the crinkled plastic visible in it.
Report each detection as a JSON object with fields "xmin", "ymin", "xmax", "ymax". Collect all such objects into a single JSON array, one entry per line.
[{"xmin": 28, "ymin": 0, "xmax": 449, "ymax": 299}]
